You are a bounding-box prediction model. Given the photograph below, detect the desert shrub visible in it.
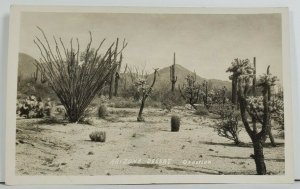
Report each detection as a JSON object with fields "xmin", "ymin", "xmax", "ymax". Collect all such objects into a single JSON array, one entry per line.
[
  {"xmin": 80, "ymin": 117, "xmax": 94, "ymax": 125},
  {"xmin": 98, "ymin": 104, "xmax": 108, "ymax": 118},
  {"xmin": 195, "ymin": 106, "xmax": 209, "ymax": 116},
  {"xmin": 171, "ymin": 115, "xmax": 180, "ymax": 132},
  {"xmin": 113, "ymin": 100, "xmax": 139, "ymax": 108},
  {"xmin": 89, "ymin": 131, "xmax": 106, "ymax": 142},
  {"xmin": 161, "ymin": 91, "xmax": 185, "ymax": 111},
  {"xmin": 215, "ymin": 109, "xmax": 241, "ymax": 145},
  {"xmin": 108, "ymin": 97, "xmax": 139, "ymax": 108},
  {"xmin": 109, "ymin": 97, "xmax": 161, "ymax": 109},
  {"xmin": 146, "ymin": 100, "xmax": 161, "ymax": 108},
  {"xmin": 17, "ymin": 78, "xmax": 58, "ymax": 101}
]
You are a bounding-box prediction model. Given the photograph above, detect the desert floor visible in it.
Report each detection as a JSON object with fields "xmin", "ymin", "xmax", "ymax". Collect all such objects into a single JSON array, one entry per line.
[{"xmin": 16, "ymin": 107, "xmax": 285, "ymax": 176}]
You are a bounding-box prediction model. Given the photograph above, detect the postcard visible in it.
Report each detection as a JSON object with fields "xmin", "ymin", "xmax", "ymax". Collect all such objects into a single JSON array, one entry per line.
[{"xmin": 5, "ymin": 6, "xmax": 293, "ymax": 184}]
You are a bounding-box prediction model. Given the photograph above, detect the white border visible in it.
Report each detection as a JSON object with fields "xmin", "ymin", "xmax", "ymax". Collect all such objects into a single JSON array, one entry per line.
[{"xmin": 5, "ymin": 5, "xmax": 294, "ymax": 185}]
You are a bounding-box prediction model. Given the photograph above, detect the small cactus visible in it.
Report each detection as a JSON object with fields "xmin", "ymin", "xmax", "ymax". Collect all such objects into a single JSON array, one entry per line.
[
  {"xmin": 89, "ymin": 131, "xmax": 106, "ymax": 142},
  {"xmin": 171, "ymin": 115, "xmax": 180, "ymax": 132},
  {"xmin": 98, "ymin": 104, "xmax": 108, "ymax": 118}
]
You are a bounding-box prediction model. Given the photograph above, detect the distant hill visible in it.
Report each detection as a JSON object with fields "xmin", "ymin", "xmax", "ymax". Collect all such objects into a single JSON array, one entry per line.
[
  {"xmin": 17, "ymin": 53, "xmax": 231, "ymax": 93},
  {"xmin": 147, "ymin": 64, "xmax": 231, "ymax": 91},
  {"xmin": 18, "ymin": 53, "xmax": 37, "ymax": 79}
]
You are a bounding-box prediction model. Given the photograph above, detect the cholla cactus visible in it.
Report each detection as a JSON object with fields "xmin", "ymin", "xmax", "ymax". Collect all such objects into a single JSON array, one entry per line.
[
  {"xmin": 247, "ymin": 95, "xmax": 284, "ymax": 130},
  {"xmin": 235, "ymin": 63, "xmax": 278, "ymax": 175},
  {"xmin": 257, "ymin": 73, "xmax": 278, "ymax": 88},
  {"xmin": 179, "ymin": 74, "xmax": 201, "ymax": 110},
  {"xmin": 136, "ymin": 69, "xmax": 159, "ymax": 122},
  {"xmin": 226, "ymin": 58, "xmax": 254, "ymax": 105}
]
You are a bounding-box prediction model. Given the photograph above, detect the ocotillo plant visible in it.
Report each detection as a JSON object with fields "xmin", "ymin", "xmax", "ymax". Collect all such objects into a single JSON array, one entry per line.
[
  {"xmin": 136, "ymin": 68, "xmax": 159, "ymax": 122},
  {"xmin": 170, "ymin": 52, "xmax": 177, "ymax": 92},
  {"xmin": 34, "ymin": 27, "xmax": 127, "ymax": 122}
]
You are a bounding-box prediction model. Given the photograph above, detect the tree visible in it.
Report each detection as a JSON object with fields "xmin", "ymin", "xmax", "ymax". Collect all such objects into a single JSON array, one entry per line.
[
  {"xmin": 34, "ymin": 27, "xmax": 127, "ymax": 122},
  {"xmin": 179, "ymin": 74, "xmax": 201, "ymax": 110},
  {"xmin": 136, "ymin": 68, "xmax": 159, "ymax": 122}
]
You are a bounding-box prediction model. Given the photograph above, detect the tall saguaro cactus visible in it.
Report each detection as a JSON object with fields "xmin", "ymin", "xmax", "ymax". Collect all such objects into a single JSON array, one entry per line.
[
  {"xmin": 202, "ymin": 80, "xmax": 209, "ymax": 109},
  {"xmin": 114, "ymin": 39, "xmax": 127, "ymax": 97},
  {"xmin": 265, "ymin": 66, "xmax": 276, "ymax": 147},
  {"xmin": 170, "ymin": 52, "xmax": 177, "ymax": 92}
]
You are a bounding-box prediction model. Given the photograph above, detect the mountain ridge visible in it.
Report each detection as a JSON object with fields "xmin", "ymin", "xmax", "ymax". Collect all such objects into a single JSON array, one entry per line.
[{"xmin": 18, "ymin": 52, "xmax": 231, "ymax": 90}]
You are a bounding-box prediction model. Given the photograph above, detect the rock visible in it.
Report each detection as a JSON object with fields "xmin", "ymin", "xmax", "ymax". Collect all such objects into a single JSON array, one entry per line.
[
  {"xmin": 61, "ymin": 162, "xmax": 67, "ymax": 165},
  {"xmin": 88, "ymin": 151, "xmax": 94, "ymax": 155},
  {"xmin": 49, "ymin": 163, "xmax": 59, "ymax": 167},
  {"xmin": 85, "ymin": 162, "xmax": 91, "ymax": 168},
  {"xmin": 79, "ymin": 166, "xmax": 84, "ymax": 170},
  {"xmin": 209, "ymin": 148, "xmax": 214, "ymax": 151}
]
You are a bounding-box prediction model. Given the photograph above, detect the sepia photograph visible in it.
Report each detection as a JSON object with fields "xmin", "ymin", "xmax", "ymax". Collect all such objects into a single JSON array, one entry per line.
[{"xmin": 5, "ymin": 6, "xmax": 293, "ymax": 184}]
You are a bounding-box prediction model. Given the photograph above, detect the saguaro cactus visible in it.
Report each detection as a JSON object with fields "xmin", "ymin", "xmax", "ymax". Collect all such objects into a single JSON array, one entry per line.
[
  {"xmin": 202, "ymin": 80, "xmax": 209, "ymax": 109},
  {"xmin": 265, "ymin": 66, "xmax": 276, "ymax": 147},
  {"xmin": 114, "ymin": 39, "xmax": 127, "ymax": 97},
  {"xmin": 32, "ymin": 66, "xmax": 39, "ymax": 82},
  {"xmin": 170, "ymin": 52, "xmax": 177, "ymax": 92},
  {"xmin": 40, "ymin": 71, "xmax": 47, "ymax": 84}
]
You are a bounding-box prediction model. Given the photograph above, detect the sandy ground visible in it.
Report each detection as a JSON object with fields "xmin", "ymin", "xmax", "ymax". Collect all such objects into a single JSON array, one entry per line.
[{"xmin": 16, "ymin": 107, "xmax": 285, "ymax": 176}]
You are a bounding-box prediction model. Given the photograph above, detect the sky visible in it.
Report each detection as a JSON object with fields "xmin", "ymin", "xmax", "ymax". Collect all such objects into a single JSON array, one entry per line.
[{"xmin": 19, "ymin": 12, "xmax": 282, "ymax": 82}]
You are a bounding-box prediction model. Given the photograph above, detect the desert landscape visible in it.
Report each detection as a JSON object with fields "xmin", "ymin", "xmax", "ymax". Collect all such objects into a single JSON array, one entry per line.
[
  {"xmin": 14, "ymin": 12, "xmax": 285, "ymax": 176},
  {"xmin": 16, "ymin": 105, "xmax": 284, "ymax": 176}
]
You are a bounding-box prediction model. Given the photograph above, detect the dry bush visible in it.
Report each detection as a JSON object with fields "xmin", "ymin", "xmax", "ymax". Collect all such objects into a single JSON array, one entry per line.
[
  {"xmin": 195, "ymin": 106, "xmax": 209, "ymax": 116},
  {"xmin": 215, "ymin": 111, "xmax": 241, "ymax": 145}
]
